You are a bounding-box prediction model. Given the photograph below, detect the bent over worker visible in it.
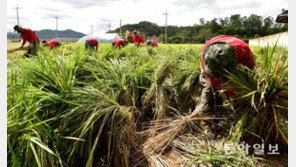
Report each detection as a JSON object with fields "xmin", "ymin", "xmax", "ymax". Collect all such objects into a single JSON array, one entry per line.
[
  {"xmin": 146, "ymin": 40, "xmax": 158, "ymax": 47},
  {"xmin": 14, "ymin": 25, "xmax": 39, "ymax": 57},
  {"xmin": 199, "ymin": 36, "xmax": 255, "ymax": 111},
  {"xmin": 42, "ymin": 40, "xmax": 61, "ymax": 49},
  {"xmin": 112, "ymin": 38, "xmax": 128, "ymax": 49},
  {"xmin": 85, "ymin": 38, "xmax": 99, "ymax": 51},
  {"xmin": 126, "ymin": 30, "xmax": 145, "ymax": 46}
]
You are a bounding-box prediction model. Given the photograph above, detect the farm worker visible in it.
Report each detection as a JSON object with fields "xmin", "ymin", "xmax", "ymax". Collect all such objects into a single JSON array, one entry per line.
[
  {"xmin": 199, "ymin": 35, "xmax": 255, "ymax": 110},
  {"xmin": 146, "ymin": 40, "xmax": 158, "ymax": 47},
  {"xmin": 85, "ymin": 38, "xmax": 99, "ymax": 51},
  {"xmin": 13, "ymin": 25, "xmax": 40, "ymax": 57},
  {"xmin": 112, "ymin": 38, "xmax": 128, "ymax": 49},
  {"xmin": 42, "ymin": 40, "xmax": 61, "ymax": 49},
  {"xmin": 126, "ymin": 30, "xmax": 145, "ymax": 46}
]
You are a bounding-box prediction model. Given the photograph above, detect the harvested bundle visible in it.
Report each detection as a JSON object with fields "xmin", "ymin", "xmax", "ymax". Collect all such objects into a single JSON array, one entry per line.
[
  {"xmin": 142, "ymin": 101, "xmax": 223, "ymax": 158},
  {"xmin": 7, "ymin": 46, "xmax": 29, "ymax": 53},
  {"xmin": 142, "ymin": 60, "xmax": 174, "ymax": 120}
]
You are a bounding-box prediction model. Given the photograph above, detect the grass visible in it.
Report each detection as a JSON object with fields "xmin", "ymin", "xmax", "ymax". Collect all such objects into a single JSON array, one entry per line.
[
  {"xmin": 226, "ymin": 44, "xmax": 288, "ymax": 148},
  {"xmin": 7, "ymin": 42, "xmax": 287, "ymax": 166}
]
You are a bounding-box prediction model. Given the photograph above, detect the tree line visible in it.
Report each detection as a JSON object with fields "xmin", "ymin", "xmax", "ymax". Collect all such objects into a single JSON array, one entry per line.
[{"xmin": 110, "ymin": 14, "xmax": 288, "ymax": 43}]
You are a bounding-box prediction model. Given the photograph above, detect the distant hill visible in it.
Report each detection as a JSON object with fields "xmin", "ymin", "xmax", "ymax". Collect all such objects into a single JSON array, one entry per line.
[
  {"xmin": 35, "ymin": 29, "xmax": 86, "ymax": 39},
  {"xmin": 110, "ymin": 14, "xmax": 288, "ymax": 44},
  {"xmin": 110, "ymin": 21, "xmax": 164, "ymax": 37},
  {"xmin": 110, "ymin": 21, "xmax": 163, "ymax": 36},
  {"xmin": 110, "ymin": 21, "xmax": 192, "ymax": 38},
  {"xmin": 7, "ymin": 29, "xmax": 86, "ymax": 39}
]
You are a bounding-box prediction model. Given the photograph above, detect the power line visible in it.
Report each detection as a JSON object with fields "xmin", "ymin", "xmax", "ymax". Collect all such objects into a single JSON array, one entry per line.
[
  {"xmin": 91, "ymin": 25, "xmax": 94, "ymax": 34},
  {"xmin": 13, "ymin": 4, "xmax": 22, "ymax": 26},
  {"xmin": 163, "ymin": 10, "xmax": 169, "ymax": 43},
  {"xmin": 160, "ymin": 26, "xmax": 162, "ymax": 42},
  {"xmin": 120, "ymin": 19, "xmax": 122, "ymax": 37},
  {"xmin": 53, "ymin": 15, "xmax": 59, "ymax": 39}
]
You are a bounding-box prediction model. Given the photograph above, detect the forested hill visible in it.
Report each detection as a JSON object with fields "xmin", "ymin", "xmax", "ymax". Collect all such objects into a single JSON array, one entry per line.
[
  {"xmin": 110, "ymin": 14, "xmax": 288, "ymax": 43},
  {"xmin": 35, "ymin": 29, "xmax": 85, "ymax": 39},
  {"xmin": 7, "ymin": 29, "xmax": 85, "ymax": 39}
]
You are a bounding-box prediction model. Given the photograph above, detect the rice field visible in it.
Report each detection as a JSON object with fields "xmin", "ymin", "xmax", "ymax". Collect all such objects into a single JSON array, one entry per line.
[{"xmin": 7, "ymin": 42, "xmax": 288, "ymax": 167}]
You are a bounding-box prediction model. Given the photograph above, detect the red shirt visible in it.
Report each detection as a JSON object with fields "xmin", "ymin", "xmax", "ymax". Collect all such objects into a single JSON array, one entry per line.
[
  {"xmin": 127, "ymin": 35, "xmax": 144, "ymax": 44},
  {"xmin": 86, "ymin": 38, "xmax": 99, "ymax": 47},
  {"xmin": 201, "ymin": 36, "xmax": 255, "ymax": 96},
  {"xmin": 113, "ymin": 39, "xmax": 125, "ymax": 48},
  {"xmin": 20, "ymin": 28, "xmax": 39, "ymax": 45},
  {"xmin": 152, "ymin": 40, "xmax": 158, "ymax": 47},
  {"xmin": 46, "ymin": 40, "xmax": 59, "ymax": 49}
]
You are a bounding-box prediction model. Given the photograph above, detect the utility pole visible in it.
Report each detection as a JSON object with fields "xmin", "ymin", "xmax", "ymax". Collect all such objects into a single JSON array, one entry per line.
[
  {"xmin": 160, "ymin": 26, "xmax": 162, "ymax": 42},
  {"xmin": 13, "ymin": 5, "xmax": 21, "ymax": 26},
  {"xmin": 53, "ymin": 15, "xmax": 59, "ymax": 39},
  {"xmin": 120, "ymin": 19, "xmax": 122, "ymax": 37},
  {"xmin": 163, "ymin": 10, "xmax": 168, "ymax": 43},
  {"xmin": 91, "ymin": 25, "xmax": 94, "ymax": 34},
  {"xmin": 107, "ymin": 23, "xmax": 111, "ymax": 32}
]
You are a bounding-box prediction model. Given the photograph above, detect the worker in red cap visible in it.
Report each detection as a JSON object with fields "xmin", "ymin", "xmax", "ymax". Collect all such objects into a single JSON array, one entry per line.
[
  {"xmin": 112, "ymin": 38, "xmax": 129, "ymax": 49},
  {"xmin": 42, "ymin": 40, "xmax": 61, "ymax": 49},
  {"xmin": 126, "ymin": 30, "xmax": 145, "ymax": 46},
  {"xmin": 85, "ymin": 38, "xmax": 99, "ymax": 51},
  {"xmin": 199, "ymin": 35, "xmax": 255, "ymax": 111},
  {"xmin": 14, "ymin": 25, "xmax": 39, "ymax": 57},
  {"xmin": 146, "ymin": 40, "xmax": 158, "ymax": 47}
]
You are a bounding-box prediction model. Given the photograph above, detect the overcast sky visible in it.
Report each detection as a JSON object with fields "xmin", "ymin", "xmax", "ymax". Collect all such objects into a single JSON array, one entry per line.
[{"xmin": 7, "ymin": 0, "xmax": 288, "ymax": 34}]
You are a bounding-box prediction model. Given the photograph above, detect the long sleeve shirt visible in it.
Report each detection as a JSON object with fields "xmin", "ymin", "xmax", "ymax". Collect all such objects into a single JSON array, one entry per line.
[
  {"xmin": 113, "ymin": 39, "xmax": 125, "ymax": 48},
  {"xmin": 127, "ymin": 35, "xmax": 144, "ymax": 44},
  {"xmin": 86, "ymin": 38, "xmax": 99, "ymax": 47},
  {"xmin": 152, "ymin": 40, "xmax": 158, "ymax": 47},
  {"xmin": 45, "ymin": 40, "xmax": 59, "ymax": 49},
  {"xmin": 20, "ymin": 28, "xmax": 39, "ymax": 45}
]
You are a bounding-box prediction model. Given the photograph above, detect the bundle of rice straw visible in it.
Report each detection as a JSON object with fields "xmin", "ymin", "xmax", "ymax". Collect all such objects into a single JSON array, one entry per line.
[{"xmin": 142, "ymin": 102, "xmax": 223, "ymax": 158}]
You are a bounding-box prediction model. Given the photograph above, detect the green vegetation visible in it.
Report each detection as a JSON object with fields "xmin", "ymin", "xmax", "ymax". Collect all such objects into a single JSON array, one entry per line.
[
  {"xmin": 111, "ymin": 14, "xmax": 287, "ymax": 43},
  {"xmin": 7, "ymin": 43, "xmax": 287, "ymax": 166},
  {"xmin": 226, "ymin": 44, "xmax": 288, "ymax": 147}
]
